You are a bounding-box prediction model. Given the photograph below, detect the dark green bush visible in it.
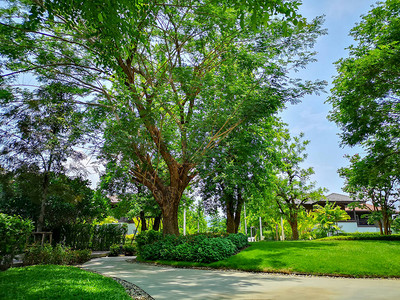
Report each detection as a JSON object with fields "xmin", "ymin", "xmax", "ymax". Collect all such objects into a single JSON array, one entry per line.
[
  {"xmin": 137, "ymin": 233, "xmax": 244, "ymax": 263},
  {"xmin": 123, "ymin": 244, "xmax": 136, "ymax": 256},
  {"xmin": 23, "ymin": 243, "xmax": 91, "ymax": 265},
  {"xmin": 0, "ymin": 213, "xmax": 34, "ymax": 270},
  {"xmin": 135, "ymin": 230, "xmax": 163, "ymax": 252},
  {"xmin": 109, "ymin": 244, "xmax": 122, "ymax": 257},
  {"xmin": 318, "ymin": 232, "xmax": 400, "ymax": 241},
  {"xmin": 59, "ymin": 223, "xmax": 127, "ymax": 250},
  {"xmin": 226, "ymin": 233, "xmax": 249, "ymax": 250}
]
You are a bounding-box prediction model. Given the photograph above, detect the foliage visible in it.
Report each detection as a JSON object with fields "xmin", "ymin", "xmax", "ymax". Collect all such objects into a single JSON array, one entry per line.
[
  {"xmin": 136, "ymin": 231, "xmax": 246, "ymax": 263},
  {"xmin": 0, "ymin": 0, "xmax": 324, "ymax": 235},
  {"xmin": 0, "ymin": 170, "xmax": 107, "ymax": 232},
  {"xmin": 339, "ymin": 153, "xmax": 399, "ymax": 235},
  {"xmin": 178, "ymin": 200, "xmax": 208, "ymax": 235},
  {"xmin": 0, "ymin": 82, "xmax": 93, "ymax": 231},
  {"xmin": 0, "ymin": 213, "xmax": 33, "ymax": 270},
  {"xmin": 108, "ymin": 244, "xmax": 121, "ymax": 257},
  {"xmin": 23, "ymin": 243, "xmax": 91, "ymax": 266},
  {"xmin": 318, "ymin": 232, "xmax": 400, "ymax": 241},
  {"xmin": 312, "ymin": 202, "xmax": 350, "ymax": 237},
  {"xmin": 157, "ymin": 240, "xmax": 400, "ymax": 278},
  {"xmin": 393, "ymin": 218, "xmax": 400, "ymax": 233},
  {"xmin": 0, "ymin": 265, "xmax": 131, "ymax": 300},
  {"xmin": 328, "ymin": 0, "xmax": 400, "ymax": 149},
  {"xmin": 273, "ymin": 131, "xmax": 326, "ymax": 240},
  {"xmin": 59, "ymin": 223, "xmax": 127, "ymax": 250},
  {"xmin": 122, "ymin": 244, "xmax": 136, "ymax": 256}
]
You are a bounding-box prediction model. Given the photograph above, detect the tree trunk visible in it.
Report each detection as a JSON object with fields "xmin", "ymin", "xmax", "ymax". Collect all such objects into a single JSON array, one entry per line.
[
  {"xmin": 139, "ymin": 211, "xmax": 147, "ymax": 231},
  {"xmin": 288, "ymin": 214, "xmax": 299, "ymax": 240},
  {"xmin": 161, "ymin": 202, "xmax": 179, "ymax": 235},
  {"xmin": 37, "ymin": 172, "xmax": 49, "ymax": 232},
  {"xmin": 153, "ymin": 213, "xmax": 162, "ymax": 231},
  {"xmin": 226, "ymin": 190, "xmax": 244, "ymax": 234}
]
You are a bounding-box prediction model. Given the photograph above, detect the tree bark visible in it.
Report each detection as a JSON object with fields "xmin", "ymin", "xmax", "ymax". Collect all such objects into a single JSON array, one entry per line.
[
  {"xmin": 226, "ymin": 190, "xmax": 244, "ymax": 234},
  {"xmin": 37, "ymin": 172, "xmax": 50, "ymax": 232},
  {"xmin": 139, "ymin": 211, "xmax": 147, "ymax": 231},
  {"xmin": 288, "ymin": 213, "xmax": 299, "ymax": 240},
  {"xmin": 153, "ymin": 213, "xmax": 162, "ymax": 231}
]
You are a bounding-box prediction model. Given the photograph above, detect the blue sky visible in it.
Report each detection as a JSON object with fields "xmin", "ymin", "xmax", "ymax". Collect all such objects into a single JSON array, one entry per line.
[{"xmin": 279, "ymin": 0, "xmax": 377, "ymax": 194}]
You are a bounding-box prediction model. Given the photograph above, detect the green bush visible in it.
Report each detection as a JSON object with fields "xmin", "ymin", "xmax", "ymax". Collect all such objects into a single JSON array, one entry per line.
[
  {"xmin": 23, "ymin": 244, "xmax": 91, "ymax": 265},
  {"xmin": 137, "ymin": 232, "xmax": 245, "ymax": 263},
  {"xmin": 226, "ymin": 233, "xmax": 249, "ymax": 250},
  {"xmin": 0, "ymin": 213, "xmax": 34, "ymax": 270},
  {"xmin": 122, "ymin": 244, "xmax": 136, "ymax": 256},
  {"xmin": 135, "ymin": 230, "xmax": 163, "ymax": 252},
  {"xmin": 318, "ymin": 232, "xmax": 400, "ymax": 241},
  {"xmin": 59, "ymin": 223, "xmax": 127, "ymax": 250},
  {"xmin": 108, "ymin": 244, "xmax": 121, "ymax": 257}
]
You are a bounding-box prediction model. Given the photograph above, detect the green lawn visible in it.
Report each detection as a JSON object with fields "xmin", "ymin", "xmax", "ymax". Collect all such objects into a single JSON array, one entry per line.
[
  {"xmin": 0, "ymin": 265, "xmax": 131, "ymax": 300},
  {"xmin": 145, "ymin": 240, "xmax": 400, "ymax": 278}
]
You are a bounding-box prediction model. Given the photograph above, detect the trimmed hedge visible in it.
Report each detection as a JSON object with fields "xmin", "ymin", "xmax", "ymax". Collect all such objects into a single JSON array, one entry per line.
[
  {"xmin": 318, "ymin": 232, "xmax": 400, "ymax": 241},
  {"xmin": 23, "ymin": 243, "xmax": 91, "ymax": 265},
  {"xmin": 59, "ymin": 223, "xmax": 127, "ymax": 250},
  {"xmin": 0, "ymin": 213, "xmax": 33, "ymax": 270},
  {"xmin": 136, "ymin": 231, "xmax": 248, "ymax": 263}
]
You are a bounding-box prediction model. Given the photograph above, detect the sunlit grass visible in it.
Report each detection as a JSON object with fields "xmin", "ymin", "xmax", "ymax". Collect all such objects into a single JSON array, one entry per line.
[
  {"xmin": 143, "ymin": 240, "xmax": 400, "ymax": 278},
  {"xmin": 0, "ymin": 265, "xmax": 131, "ymax": 300}
]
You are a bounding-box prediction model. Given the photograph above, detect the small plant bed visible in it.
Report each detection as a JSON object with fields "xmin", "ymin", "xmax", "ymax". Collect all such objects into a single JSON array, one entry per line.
[
  {"xmin": 0, "ymin": 265, "xmax": 132, "ymax": 300},
  {"xmin": 138, "ymin": 240, "xmax": 400, "ymax": 278}
]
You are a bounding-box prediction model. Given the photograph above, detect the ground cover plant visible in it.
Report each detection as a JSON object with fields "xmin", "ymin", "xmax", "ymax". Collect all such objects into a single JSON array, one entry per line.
[
  {"xmin": 142, "ymin": 240, "xmax": 400, "ymax": 278},
  {"xmin": 318, "ymin": 232, "xmax": 400, "ymax": 241},
  {"xmin": 0, "ymin": 265, "xmax": 131, "ymax": 300}
]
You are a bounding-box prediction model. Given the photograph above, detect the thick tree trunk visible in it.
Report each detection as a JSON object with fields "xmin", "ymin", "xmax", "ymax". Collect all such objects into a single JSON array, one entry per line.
[
  {"xmin": 226, "ymin": 190, "xmax": 244, "ymax": 234},
  {"xmin": 153, "ymin": 213, "xmax": 162, "ymax": 231},
  {"xmin": 161, "ymin": 201, "xmax": 179, "ymax": 235},
  {"xmin": 288, "ymin": 214, "xmax": 299, "ymax": 240}
]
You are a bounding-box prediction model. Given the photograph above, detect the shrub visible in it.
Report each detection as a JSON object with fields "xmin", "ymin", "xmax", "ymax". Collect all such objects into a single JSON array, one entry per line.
[
  {"xmin": 0, "ymin": 213, "xmax": 34, "ymax": 270},
  {"xmin": 226, "ymin": 233, "xmax": 249, "ymax": 250},
  {"xmin": 23, "ymin": 244, "xmax": 91, "ymax": 265},
  {"xmin": 59, "ymin": 223, "xmax": 127, "ymax": 250},
  {"xmin": 109, "ymin": 244, "xmax": 122, "ymax": 257},
  {"xmin": 137, "ymin": 232, "xmax": 245, "ymax": 263},
  {"xmin": 318, "ymin": 232, "xmax": 400, "ymax": 241},
  {"xmin": 135, "ymin": 230, "xmax": 163, "ymax": 252},
  {"xmin": 123, "ymin": 244, "xmax": 136, "ymax": 256}
]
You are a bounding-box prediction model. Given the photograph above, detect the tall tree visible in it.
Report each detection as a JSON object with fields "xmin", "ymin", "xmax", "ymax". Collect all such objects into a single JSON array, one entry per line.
[
  {"xmin": 0, "ymin": 1, "xmax": 323, "ymax": 235},
  {"xmin": 273, "ymin": 132, "xmax": 325, "ymax": 240},
  {"xmin": 0, "ymin": 83, "xmax": 88, "ymax": 231},
  {"xmin": 328, "ymin": 0, "xmax": 400, "ymax": 163}
]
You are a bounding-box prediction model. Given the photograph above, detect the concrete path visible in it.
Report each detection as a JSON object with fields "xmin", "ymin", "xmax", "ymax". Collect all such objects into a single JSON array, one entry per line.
[{"xmin": 82, "ymin": 257, "xmax": 400, "ymax": 300}]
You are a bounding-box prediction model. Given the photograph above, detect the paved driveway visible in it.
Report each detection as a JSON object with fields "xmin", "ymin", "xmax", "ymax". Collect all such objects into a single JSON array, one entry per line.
[{"xmin": 82, "ymin": 257, "xmax": 400, "ymax": 300}]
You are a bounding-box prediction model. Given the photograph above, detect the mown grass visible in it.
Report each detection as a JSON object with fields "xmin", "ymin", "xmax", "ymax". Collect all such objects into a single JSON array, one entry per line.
[
  {"xmin": 0, "ymin": 265, "xmax": 131, "ymax": 300},
  {"xmin": 141, "ymin": 240, "xmax": 400, "ymax": 278}
]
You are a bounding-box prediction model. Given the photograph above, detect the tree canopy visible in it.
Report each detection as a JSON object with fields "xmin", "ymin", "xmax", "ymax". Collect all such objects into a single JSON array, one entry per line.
[{"xmin": 0, "ymin": 0, "xmax": 325, "ymax": 234}]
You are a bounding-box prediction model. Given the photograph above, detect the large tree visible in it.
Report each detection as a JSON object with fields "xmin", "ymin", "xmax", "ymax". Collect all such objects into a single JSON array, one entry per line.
[
  {"xmin": 328, "ymin": 0, "xmax": 400, "ymax": 161},
  {"xmin": 0, "ymin": 0, "xmax": 323, "ymax": 235}
]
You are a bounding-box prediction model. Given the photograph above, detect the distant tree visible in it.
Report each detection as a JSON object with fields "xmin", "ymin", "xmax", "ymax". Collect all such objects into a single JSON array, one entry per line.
[
  {"xmin": 312, "ymin": 202, "xmax": 350, "ymax": 237},
  {"xmin": 0, "ymin": 169, "xmax": 106, "ymax": 231},
  {"xmin": 0, "ymin": 83, "xmax": 89, "ymax": 231},
  {"xmin": 273, "ymin": 132, "xmax": 325, "ymax": 240},
  {"xmin": 339, "ymin": 154, "xmax": 399, "ymax": 235},
  {"xmin": 198, "ymin": 118, "xmax": 281, "ymax": 234}
]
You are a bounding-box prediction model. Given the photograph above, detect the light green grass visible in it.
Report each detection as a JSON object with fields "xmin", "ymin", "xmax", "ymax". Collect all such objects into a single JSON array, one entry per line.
[
  {"xmin": 0, "ymin": 265, "xmax": 131, "ymax": 300},
  {"xmin": 143, "ymin": 240, "xmax": 400, "ymax": 278}
]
